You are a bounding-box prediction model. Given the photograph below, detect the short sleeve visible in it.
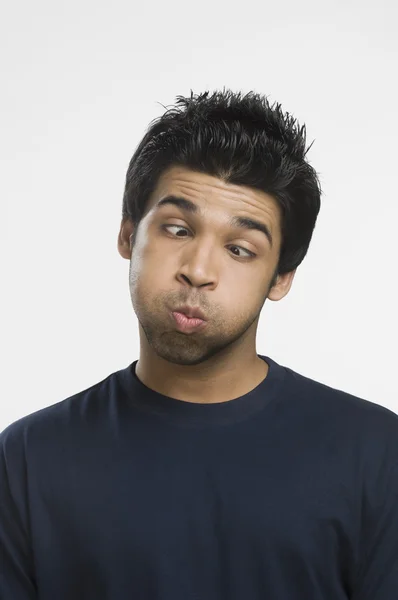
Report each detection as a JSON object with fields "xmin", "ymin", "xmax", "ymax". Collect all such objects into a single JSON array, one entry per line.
[
  {"xmin": 0, "ymin": 424, "xmax": 37, "ymax": 599},
  {"xmin": 352, "ymin": 454, "xmax": 398, "ymax": 598}
]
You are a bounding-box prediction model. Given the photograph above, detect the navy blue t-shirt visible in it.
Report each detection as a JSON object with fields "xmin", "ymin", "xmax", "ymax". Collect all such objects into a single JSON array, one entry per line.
[{"xmin": 1, "ymin": 355, "xmax": 398, "ymax": 599}]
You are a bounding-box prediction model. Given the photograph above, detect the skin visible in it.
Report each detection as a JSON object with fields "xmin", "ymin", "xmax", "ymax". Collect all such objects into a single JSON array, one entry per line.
[{"xmin": 118, "ymin": 165, "xmax": 296, "ymax": 404}]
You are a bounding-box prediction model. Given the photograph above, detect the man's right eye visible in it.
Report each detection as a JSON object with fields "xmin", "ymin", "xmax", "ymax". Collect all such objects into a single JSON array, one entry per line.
[{"xmin": 161, "ymin": 224, "xmax": 190, "ymax": 237}]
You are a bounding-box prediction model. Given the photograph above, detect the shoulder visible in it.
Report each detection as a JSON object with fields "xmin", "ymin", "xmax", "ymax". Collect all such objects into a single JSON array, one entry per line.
[
  {"xmin": 279, "ymin": 360, "xmax": 398, "ymax": 458},
  {"xmin": 0, "ymin": 367, "xmax": 123, "ymax": 457}
]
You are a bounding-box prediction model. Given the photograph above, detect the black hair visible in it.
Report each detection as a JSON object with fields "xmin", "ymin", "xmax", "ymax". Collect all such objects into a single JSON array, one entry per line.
[{"xmin": 122, "ymin": 89, "xmax": 322, "ymax": 276}]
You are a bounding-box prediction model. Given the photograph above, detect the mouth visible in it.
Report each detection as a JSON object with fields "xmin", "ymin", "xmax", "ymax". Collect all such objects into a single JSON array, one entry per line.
[
  {"xmin": 170, "ymin": 310, "xmax": 208, "ymax": 333},
  {"xmin": 172, "ymin": 305, "xmax": 207, "ymax": 321}
]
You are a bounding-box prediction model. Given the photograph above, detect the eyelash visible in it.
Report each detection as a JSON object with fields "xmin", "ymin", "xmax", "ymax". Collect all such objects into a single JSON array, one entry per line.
[{"xmin": 161, "ymin": 224, "xmax": 257, "ymax": 259}]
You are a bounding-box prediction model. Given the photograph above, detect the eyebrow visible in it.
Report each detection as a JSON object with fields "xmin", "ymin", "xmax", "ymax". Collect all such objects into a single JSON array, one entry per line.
[{"xmin": 155, "ymin": 195, "xmax": 273, "ymax": 248}]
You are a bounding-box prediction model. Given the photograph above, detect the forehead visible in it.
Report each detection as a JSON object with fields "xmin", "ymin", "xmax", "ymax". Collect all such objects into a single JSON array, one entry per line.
[{"xmin": 146, "ymin": 165, "xmax": 281, "ymax": 230}]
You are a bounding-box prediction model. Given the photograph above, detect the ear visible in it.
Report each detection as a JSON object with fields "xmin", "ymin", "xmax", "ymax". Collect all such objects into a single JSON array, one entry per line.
[
  {"xmin": 117, "ymin": 218, "xmax": 135, "ymax": 260},
  {"xmin": 267, "ymin": 269, "xmax": 296, "ymax": 301}
]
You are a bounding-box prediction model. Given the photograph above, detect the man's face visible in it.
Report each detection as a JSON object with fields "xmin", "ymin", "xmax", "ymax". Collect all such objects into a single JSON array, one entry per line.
[{"xmin": 119, "ymin": 165, "xmax": 294, "ymax": 366}]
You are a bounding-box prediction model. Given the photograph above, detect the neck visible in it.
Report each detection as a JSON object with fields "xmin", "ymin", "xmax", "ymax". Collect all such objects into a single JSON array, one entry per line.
[{"xmin": 135, "ymin": 348, "xmax": 269, "ymax": 404}]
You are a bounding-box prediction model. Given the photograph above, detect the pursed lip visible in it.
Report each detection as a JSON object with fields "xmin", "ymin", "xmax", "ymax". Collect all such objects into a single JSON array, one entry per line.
[{"xmin": 172, "ymin": 305, "xmax": 207, "ymax": 321}]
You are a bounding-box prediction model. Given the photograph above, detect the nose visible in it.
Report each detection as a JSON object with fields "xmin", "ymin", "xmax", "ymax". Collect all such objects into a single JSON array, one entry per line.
[{"xmin": 176, "ymin": 242, "xmax": 217, "ymax": 290}]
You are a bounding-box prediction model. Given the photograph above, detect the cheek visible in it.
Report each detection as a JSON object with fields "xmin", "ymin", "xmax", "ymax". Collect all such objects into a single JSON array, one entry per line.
[
  {"xmin": 129, "ymin": 251, "xmax": 169, "ymax": 298},
  {"xmin": 129, "ymin": 234, "xmax": 160, "ymax": 275}
]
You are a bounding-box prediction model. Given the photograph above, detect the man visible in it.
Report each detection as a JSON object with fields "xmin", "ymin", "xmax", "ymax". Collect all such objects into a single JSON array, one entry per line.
[{"xmin": 1, "ymin": 90, "xmax": 397, "ymax": 599}]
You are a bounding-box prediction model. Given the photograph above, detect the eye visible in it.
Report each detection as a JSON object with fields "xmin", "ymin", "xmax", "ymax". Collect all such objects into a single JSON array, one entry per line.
[{"xmin": 161, "ymin": 224, "xmax": 256, "ymax": 259}]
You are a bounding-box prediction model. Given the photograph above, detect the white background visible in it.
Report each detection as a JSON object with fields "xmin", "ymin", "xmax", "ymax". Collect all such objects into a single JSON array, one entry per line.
[{"xmin": 2, "ymin": 0, "xmax": 397, "ymax": 430}]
